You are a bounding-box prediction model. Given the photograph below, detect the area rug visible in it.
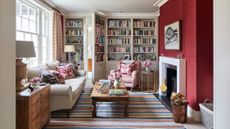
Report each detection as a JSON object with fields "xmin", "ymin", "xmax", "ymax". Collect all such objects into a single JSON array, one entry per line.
[
  {"xmin": 51, "ymin": 88, "xmax": 172, "ymax": 118},
  {"xmin": 47, "ymin": 88, "xmax": 185, "ymax": 129}
]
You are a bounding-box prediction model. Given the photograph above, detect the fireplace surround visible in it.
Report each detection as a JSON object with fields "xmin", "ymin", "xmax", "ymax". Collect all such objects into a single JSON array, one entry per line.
[{"xmin": 159, "ymin": 56, "xmax": 186, "ymax": 97}]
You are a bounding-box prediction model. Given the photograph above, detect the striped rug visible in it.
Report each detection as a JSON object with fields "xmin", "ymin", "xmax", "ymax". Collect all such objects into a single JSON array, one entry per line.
[{"xmin": 46, "ymin": 88, "xmax": 184, "ymax": 129}]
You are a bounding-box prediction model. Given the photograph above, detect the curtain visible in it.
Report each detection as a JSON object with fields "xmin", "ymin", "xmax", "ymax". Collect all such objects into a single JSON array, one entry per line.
[{"xmin": 52, "ymin": 10, "xmax": 64, "ymax": 62}]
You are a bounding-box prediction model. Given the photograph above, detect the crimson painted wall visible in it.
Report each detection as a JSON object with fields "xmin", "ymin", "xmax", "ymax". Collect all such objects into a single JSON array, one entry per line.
[{"xmin": 159, "ymin": 0, "xmax": 213, "ymax": 110}]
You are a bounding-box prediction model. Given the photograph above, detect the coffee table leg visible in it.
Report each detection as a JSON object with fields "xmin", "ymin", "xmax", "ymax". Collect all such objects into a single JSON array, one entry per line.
[
  {"xmin": 124, "ymin": 101, "xmax": 128, "ymax": 117},
  {"xmin": 92, "ymin": 100, "xmax": 96, "ymax": 117}
]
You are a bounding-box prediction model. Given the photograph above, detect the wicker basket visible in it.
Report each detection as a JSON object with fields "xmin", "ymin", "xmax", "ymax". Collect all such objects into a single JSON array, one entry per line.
[{"xmin": 199, "ymin": 99, "xmax": 213, "ymax": 129}]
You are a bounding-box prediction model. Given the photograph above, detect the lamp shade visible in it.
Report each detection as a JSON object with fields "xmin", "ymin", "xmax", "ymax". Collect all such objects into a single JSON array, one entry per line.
[
  {"xmin": 64, "ymin": 45, "xmax": 75, "ymax": 53},
  {"xmin": 16, "ymin": 41, "xmax": 36, "ymax": 58}
]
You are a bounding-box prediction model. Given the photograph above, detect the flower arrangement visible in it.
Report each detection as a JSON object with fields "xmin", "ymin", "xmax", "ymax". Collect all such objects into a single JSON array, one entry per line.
[
  {"xmin": 29, "ymin": 77, "xmax": 41, "ymax": 87},
  {"xmin": 143, "ymin": 60, "xmax": 152, "ymax": 71},
  {"xmin": 114, "ymin": 71, "xmax": 122, "ymax": 80}
]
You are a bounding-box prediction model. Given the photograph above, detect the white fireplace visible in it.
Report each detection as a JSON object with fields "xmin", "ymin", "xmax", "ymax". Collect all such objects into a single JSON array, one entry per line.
[{"xmin": 159, "ymin": 56, "xmax": 186, "ymax": 96}]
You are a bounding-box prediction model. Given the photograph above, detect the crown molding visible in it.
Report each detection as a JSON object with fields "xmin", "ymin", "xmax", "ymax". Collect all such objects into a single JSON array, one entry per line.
[{"xmin": 153, "ymin": 0, "xmax": 168, "ymax": 7}]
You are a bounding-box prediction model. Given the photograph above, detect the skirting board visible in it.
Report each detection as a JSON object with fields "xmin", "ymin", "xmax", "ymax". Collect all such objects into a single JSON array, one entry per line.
[{"xmin": 187, "ymin": 105, "xmax": 202, "ymax": 122}]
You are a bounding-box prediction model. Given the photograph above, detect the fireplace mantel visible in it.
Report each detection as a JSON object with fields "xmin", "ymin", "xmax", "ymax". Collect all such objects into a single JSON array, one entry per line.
[{"xmin": 159, "ymin": 56, "xmax": 186, "ymax": 96}]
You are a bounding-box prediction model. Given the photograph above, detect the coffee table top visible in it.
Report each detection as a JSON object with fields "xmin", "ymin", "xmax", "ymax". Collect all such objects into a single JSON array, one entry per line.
[{"xmin": 91, "ymin": 82, "xmax": 129, "ymax": 98}]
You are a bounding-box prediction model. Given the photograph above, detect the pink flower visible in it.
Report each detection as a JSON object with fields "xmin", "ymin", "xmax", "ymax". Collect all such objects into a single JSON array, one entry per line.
[
  {"xmin": 143, "ymin": 60, "xmax": 152, "ymax": 67},
  {"xmin": 29, "ymin": 77, "xmax": 41, "ymax": 84}
]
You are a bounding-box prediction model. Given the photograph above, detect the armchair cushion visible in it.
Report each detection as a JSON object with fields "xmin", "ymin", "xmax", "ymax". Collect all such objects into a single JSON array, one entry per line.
[{"xmin": 120, "ymin": 62, "xmax": 135, "ymax": 75}]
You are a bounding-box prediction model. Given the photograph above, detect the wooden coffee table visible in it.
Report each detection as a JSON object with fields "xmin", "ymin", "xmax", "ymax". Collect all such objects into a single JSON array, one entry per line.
[{"xmin": 90, "ymin": 82, "xmax": 129, "ymax": 117}]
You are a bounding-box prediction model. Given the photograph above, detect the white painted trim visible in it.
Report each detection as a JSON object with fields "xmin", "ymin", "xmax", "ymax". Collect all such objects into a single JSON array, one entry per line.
[
  {"xmin": 159, "ymin": 56, "xmax": 186, "ymax": 96},
  {"xmin": 104, "ymin": 13, "xmax": 158, "ymax": 18},
  {"xmin": 187, "ymin": 105, "xmax": 201, "ymax": 122},
  {"xmin": 153, "ymin": 0, "xmax": 168, "ymax": 7}
]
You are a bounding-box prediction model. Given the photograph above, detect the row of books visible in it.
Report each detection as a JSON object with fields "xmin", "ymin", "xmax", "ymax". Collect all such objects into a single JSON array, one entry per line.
[
  {"xmin": 96, "ymin": 27, "xmax": 105, "ymax": 35},
  {"xmin": 108, "ymin": 29, "xmax": 131, "ymax": 36},
  {"xmin": 95, "ymin": 45, "xmax": 104, "ymax": 53},
  {"xmin": 108, "ymin": 38, "xmax": 130, "ymax": 44},
  {"xmin": 66, "ymin": 20, "xmax": 83, "ymax": 27},
  {"xmin": 65, "ymin": 30, "xmax": 83, "ymax": 36},
  {"xmin": 96, "ymin": 35, "xmax": 105, "ymax": 43},
  {"xmin": 108, "ymin": 54, "xmax": 131, "ymax": 61},
  {"xmin": 108, "ymin": 20, "xmax": 131, "ymax": 28},
  {"xmin": 134, "ymin": 20, "xmax": 155, "ymax": 28},
  {"xmin": 134, "ymin": 38, "xmax": 156, "ymax": 44},
  {"xmin": 108, "ymin": 47, "xmax": 130, "ymax": 52},
  {"xmin": 95, "ymin": 15, "xmax": 105, "ymax": 26},
  {"xmin": 96, "ymin": 54, "xmax": 104, "ymax": 62},
  {"xmin": 134, "ymin": 54, "xmax": 156, "ymax": 61},
  {"xmin": 133, "ymin": 46, "xmax": 154, "ymax": 53},
  {"xmin": 134, "ymin": 30, "xmax": 155, "ymax": 36},
  {"xmin": 66, "ymin": 38, "xmax": 83, "ymax": 43}
]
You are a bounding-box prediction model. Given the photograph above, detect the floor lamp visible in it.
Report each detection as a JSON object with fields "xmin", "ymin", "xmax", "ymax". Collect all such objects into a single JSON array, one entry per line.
[
  {"xmin": 64, "ymin": 45, "xmax": 75, "ymax": 63},
  {"xmin": 16, "ymin": 41, "xmax": 36, "ymax": 92}
]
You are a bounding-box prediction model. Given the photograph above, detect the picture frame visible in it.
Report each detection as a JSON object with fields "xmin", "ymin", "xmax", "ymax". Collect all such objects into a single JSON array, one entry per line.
[{"xmin": 164, "ymin": 21, "xmax": 181, "ymax": 50}]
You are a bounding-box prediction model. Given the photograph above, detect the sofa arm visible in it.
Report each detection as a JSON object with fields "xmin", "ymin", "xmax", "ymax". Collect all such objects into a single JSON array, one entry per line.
[
  {"xmin": 75, "ymin": 70, "xmax": 86, "ymax": 76},
  {"xmin": 50, "ymin": 84, "xmax": 72, "ymax": 98}
]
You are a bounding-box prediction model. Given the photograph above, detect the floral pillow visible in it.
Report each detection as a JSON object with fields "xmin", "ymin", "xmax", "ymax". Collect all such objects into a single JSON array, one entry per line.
[
  {"xmin": 56, "ymin": 64, "xmax": 75, "ymax": 79},
  {"xmin": 41, "ymin": 69, "xmax": 59, "ymax": 84},
  {"xmin": 120, "ymin": 63, "xmax": 134, "ymax": 75}
]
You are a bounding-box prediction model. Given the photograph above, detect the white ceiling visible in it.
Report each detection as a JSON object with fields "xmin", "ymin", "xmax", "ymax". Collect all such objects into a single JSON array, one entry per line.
[{"xmin": 47, "ymin": 0, "xmax": 159, "ymax": 13}]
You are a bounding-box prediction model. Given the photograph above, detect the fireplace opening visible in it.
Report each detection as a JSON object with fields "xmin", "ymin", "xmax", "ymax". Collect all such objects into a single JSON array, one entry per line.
[{"xmin": 166, "ymin": 67, "xmax": 177, "ymax": 99}]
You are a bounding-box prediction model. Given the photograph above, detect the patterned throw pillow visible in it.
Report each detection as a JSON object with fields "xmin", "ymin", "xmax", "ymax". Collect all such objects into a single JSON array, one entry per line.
[
  {"xmin": 56, "ymin": 64, "xmax": 75, "ymax": 79},
  {"xmin": 120, "ymin": 63, "xmax": 134, "ymax": 75},
  {"xmin": 50, "ymin": 70, "xmax": 65, "ymax": 84},
  {"xmin": 41, "ymin": 69, "xmax": 59, "ymax": 84}
]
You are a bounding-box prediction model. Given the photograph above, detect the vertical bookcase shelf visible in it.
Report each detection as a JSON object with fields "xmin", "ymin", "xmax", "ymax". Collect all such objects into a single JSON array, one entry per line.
[
  {"xmin": 107, "ymin": 19, "xmax": 132, "ymax": 61},
  {"xmin": 133, "ymin": 19, "xmax": 157, "ymax": 62},
  {"xmin": 95, "ymin": 15, "xmax": 106, "ymax": 62},
  {"xmin": 65, "ymin": 18, "xmax": 84, "ymax": 68}
]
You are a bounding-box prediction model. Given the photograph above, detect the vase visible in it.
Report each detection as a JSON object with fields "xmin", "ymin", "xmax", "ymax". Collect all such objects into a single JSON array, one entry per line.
[
  {"xmin": 145, "ymin": 67, "xmax": 150, "ymax": 72},
  {"xmin": 114, "ymin": 79, "xmax": 120, "ymax": 89}
]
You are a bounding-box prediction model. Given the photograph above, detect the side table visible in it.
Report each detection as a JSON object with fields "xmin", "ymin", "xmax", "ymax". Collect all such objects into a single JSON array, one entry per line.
[{"xmin": 140, "ymin": 70, "xmax": 158, "ymax": 93}]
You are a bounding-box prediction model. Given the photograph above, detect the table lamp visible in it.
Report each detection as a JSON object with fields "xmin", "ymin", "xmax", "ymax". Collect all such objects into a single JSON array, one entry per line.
[
  {"xmin": 64, "ymin": 45, "xmax": 75, "ymax": 63},
  {"xmin": 16, "ymin": 41, "xmax": 36, "ymax": 92}
]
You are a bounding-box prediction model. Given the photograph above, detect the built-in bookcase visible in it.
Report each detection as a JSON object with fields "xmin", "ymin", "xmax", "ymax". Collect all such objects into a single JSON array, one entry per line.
[
  {"xmin": 133, "ymin": 19, "xmax": 157, "ymax": 61},
  {"xmin": 107, "ymin": 19, "xmax": 132, "ymax": 61},
  {"xmin": 64, "ymin": 18, "xmax": 84, "ymax": 69},
  {"xmin": 106, "ymin": 18, "xmax": 158, "ymax": 75}
]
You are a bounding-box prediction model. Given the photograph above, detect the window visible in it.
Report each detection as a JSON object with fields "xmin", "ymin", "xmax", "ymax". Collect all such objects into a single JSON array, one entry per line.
[{"xmin": 16, "ymin": 0, "xmax": 52, "ymax": 67}]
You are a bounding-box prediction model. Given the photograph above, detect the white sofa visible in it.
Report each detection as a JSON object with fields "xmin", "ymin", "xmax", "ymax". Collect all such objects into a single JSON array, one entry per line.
[{"xmin": 27, "ymin": 61, "xmax": 86, "ymax": 112}]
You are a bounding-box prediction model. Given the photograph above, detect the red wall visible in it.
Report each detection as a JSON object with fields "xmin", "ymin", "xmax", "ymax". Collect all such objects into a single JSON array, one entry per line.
[{"xmin": 159, "ymin": 0, "xmax": 213, "ymax": 110}]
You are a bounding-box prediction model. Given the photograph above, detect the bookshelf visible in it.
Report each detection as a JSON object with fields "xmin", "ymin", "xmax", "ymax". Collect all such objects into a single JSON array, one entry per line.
[
  {"xmin": 107, "ymin": 19, "xmax": 132, "ymax": 61},
  {"xmin": 133, "ymin": 19, "xmax": 157, "ymax": 62},
  {"xmin": 65, "ymin": 18, "xmax": 84, "ymax": 68}
]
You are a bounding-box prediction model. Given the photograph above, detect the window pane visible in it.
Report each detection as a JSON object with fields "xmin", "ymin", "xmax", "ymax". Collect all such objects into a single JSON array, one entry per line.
[
  {"xmin": 32, "ymin": 34, "xmax": 38, "ymax": 47},
  {"xmin": 42, "ymin": 48, "xmax": 47, "ymax": 58},
  {"xmin": 16, "ymin": 16, "xmax": 22, "ymax": 30},
  {"xmin": 29, "ymin": 21, "xmax": 36, "ymax": 33},
  {"xmin": 25, "ymin": 33, "xmax": 32, "ymax": 41},
  {"xmin": 22, "ymin": 18, "xmax": 29, "ymax": 31},
  {"xmin": 16, "ymin": 31, "xmax": 24, "ymax": 40},
  {"xmin": 42, "ymin": 36, "xmax": 47, "ymax": 47},
  {"xmin": 21, "ymin": 5, "xmax": 29, "ymax": 19},
  {"xmin": 29, "ymin": 8, "xmax": 35, "ymax": 21},
  {"xmin": 16, "ymin": 2, "xmax": 21, "ymax": 16}
]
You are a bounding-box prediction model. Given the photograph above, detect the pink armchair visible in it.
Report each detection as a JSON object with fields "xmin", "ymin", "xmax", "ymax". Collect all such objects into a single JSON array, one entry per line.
[{"xmin": 108, "ymin": 61, "xmax": 141, "ymax": 89}]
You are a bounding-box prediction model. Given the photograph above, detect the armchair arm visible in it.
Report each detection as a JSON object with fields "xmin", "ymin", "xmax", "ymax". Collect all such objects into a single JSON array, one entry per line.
[
  {"xmin": 110, "ymin": 69, "xmax": 120, "ymax": 75},
  {"xmin": 50, "ymin": 84, "xmax": 72, "ymax": 98}
]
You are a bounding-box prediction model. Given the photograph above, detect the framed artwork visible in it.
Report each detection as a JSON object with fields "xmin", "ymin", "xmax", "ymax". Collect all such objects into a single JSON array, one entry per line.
[{"xmin": 164, "ymin": 21, "xmax": 180, "ymax": 50}]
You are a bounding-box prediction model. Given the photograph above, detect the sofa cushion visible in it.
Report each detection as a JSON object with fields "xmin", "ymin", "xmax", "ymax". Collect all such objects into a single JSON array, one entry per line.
[
  {"xmin": 27, "ymin": 67, "xmax": 43, "ymax": 79},
  {"xmin": 41, "ymin": 69, "xmax": 59, "ymax": 84},
  {"xmin": 46, "ymin": 60, "xmax": 60, "ymax": 70},
  {"xmin": 57, "ymin": 64, "xmax": 75, "ymax": 79},
  {"xmin": 120, "ymin": 63, "xmax": 134, "ymax": 75}
]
